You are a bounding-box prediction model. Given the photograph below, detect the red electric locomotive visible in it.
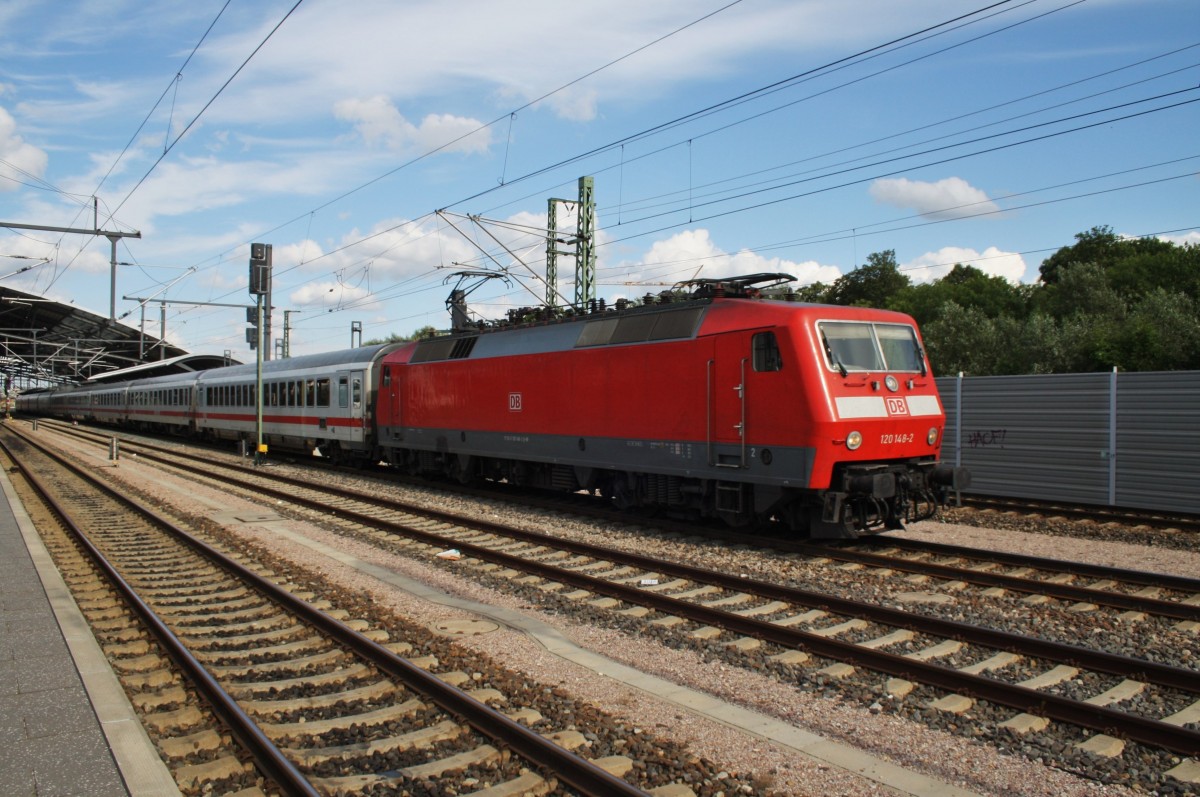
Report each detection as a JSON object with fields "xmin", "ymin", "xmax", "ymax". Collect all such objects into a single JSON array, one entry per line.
[{"xmin": 376, "ymin": 274, "xmax": 967, "ymax": 538}]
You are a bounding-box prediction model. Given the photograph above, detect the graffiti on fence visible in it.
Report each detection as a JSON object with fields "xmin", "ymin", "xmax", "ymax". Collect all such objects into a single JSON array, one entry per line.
[{"xmin": 967, "ymin": 429, "xmax": 1007, "ymax": 448}]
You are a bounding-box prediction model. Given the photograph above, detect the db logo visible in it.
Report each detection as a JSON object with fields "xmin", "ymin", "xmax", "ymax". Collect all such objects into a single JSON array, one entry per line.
[
  {"xmin": 509, "ymin": 392, "xmax": 523, "ymax": 412},
  {"xmin": 885, "ymin": 397, "xmax": 908, "ymax": 416}
]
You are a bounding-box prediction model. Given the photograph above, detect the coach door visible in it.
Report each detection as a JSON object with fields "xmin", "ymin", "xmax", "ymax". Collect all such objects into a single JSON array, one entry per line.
[
  {"xmin": 337, "ymin": 370, "xmax": 366, "ymax": 439},
  {"xmin": 708, "ymin": 334, "xmax": 748, "ymax": 468}
]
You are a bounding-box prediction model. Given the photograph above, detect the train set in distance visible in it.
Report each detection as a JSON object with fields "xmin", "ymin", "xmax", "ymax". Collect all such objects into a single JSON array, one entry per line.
[{"xmin": 17, "ymin": 273, "xmax": 970, "ymax": 539}]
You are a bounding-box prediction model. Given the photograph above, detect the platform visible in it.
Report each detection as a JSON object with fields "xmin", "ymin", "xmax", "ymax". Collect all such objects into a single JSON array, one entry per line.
[{"xmin": 0, "ymin": 468, "xmax": 177, "ymax": 796}]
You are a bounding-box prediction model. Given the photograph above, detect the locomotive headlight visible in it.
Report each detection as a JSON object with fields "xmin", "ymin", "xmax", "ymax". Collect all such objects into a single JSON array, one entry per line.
[
  {"xmin": 846, "ymin": 430, "xmax": 863, "ymax": 450},
  {"xmin": 927, "ymin": 427, "xmax": 939, "ymax": 446}
]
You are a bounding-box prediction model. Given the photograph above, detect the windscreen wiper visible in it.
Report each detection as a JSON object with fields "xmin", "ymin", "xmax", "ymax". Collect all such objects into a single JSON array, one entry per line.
[{"xmin": 821, "ymin": 331, "xmax": 848, "ymax": 377}]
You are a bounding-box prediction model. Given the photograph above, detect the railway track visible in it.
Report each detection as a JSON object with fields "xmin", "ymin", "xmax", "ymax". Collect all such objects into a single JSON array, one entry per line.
[
  {"xmin": 957, "ymin": 494, "xmax": 1200, "ymax": 534},
  {"xmin": 0, "ymin": 424, "xmax": 734, "ymax": 796},
  {"xmin": 21, "ymin": 419, "xmax": 1200, "ymax": 792}
]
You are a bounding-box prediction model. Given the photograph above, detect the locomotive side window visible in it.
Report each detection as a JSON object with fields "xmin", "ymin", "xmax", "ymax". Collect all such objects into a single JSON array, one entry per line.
[{"xmin": 752, "ymin": 332, "xmax": 782, "ymax": 372}]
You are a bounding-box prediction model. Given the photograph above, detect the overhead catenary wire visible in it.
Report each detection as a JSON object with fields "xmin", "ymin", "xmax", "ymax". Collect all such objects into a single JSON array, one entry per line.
[
  {"xmin": 173, "ymin": 0, "xmax": 1035, "ymax": 323},
  {"xmin": 101, "ymin": 1, "xmax": 306, "ymax": 229},
  {"xmin": 34, "ymin": 0, "xmax": 1194, "ymax": 352}
]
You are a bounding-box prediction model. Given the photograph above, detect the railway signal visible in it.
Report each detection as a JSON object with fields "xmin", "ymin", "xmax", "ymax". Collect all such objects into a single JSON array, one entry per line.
[{"xmin": 249, "ymin": 243, "xmax": 273, "ymax": 465}]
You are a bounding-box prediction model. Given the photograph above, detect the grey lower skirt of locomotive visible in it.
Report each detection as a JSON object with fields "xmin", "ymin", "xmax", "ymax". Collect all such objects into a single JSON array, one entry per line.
[
  {"xmin": 446, "ymin": 447, "xmax": 970, "ymax": 539},
  {"xmin": 806, "ymin": 459, "xmax": 971, "ymax": 538}
]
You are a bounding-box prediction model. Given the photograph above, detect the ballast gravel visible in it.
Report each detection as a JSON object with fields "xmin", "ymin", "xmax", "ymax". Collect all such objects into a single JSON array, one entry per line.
[{"xmin": 55, "ymin": 439, "xmax": 1200, "ymax": 797}]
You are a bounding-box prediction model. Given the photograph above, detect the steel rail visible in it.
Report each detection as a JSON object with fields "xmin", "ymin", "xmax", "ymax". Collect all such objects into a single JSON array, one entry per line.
[
  {"xmin": 780, "ymin": 541, "xmax": 1200, "ymax": 620},
  {"xmin": 124, "ymin": 443, "xmax": 1200, "ymax": 684},
  {"xmin": 47, "ymin": 422, "xmax": 1200, "ymax": 610},
  {"xmin": 0, "ymin": 433, "xmax": 320, "ymax": 797},
  {"xmin": 646, "ymin": 523, "xmax": 1200, "ymax": 620},
  {"xmin": 854, "ymin": 535, "xmax": 1200, "ymax": 593},
  {"xmin": 960, "ymin": 495, "xmax": 1200, "ymax": 533},
  {"xmin": 4, "ymin": 426, "xmax": 649, "ymax": 797},
  {"xmin": 98, "ymin": 438, "xmax": 1200, "ymax": 756}
]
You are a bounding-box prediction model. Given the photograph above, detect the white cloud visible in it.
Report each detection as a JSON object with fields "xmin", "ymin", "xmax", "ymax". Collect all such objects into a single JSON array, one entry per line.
[
  {"xmin": 0, "ymin": 105, "xmax": 48, "ymax": 192},
  {"xmin": 334, "ymin": 95, "xmax": 491, "ymax": 155},
  {"xmin": 1159, "ymin": 230, "xmax": 1200, "ymax": 247},
  {"xmin": 288, "ymin": 280, "xmax": 369, "ymax": 307},
  {"xmin": 869, "ymin": 177, "xmax": 999, "ymax": 220},
  {"xmin": 902, "ymin": 245, "xmax": 1027, "ymax": 284},
  {"xmin": 540, "ymin": 87, "xmax": 599, "ymax": 123},
  {"xmin": 614, "ymin": 228, "xmax": 842, "ymax": 291}
]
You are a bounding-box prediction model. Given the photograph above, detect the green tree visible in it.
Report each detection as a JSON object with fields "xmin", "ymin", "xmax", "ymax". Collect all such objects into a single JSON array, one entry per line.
[
  {"xmin": 1033, "ymin": 261, "xmax": 1125, "ymax": 321},
  {"xmin": 1038, "ymin": 225, "xmax": 1120, "ymax": 285},
  {"xmin": 1106, "ymin": 243, "xmax": 1200, "ymax": 304},
  {"xmin": 1038, "ymin": 224, "xmax": 1181, "ymax": 291},
  {"xmin": 921, "ymin": 302, "xmax": 995, "ymax": 376},
  {"xmin": 917, "ymin": 228, "xmax": 1198, "ymax": 375},
  {"xmin": 791, "ymin": 281, "xmax": 832, "ymax": 303},
  {"xmin": 895, "ymin": 264, "xmax": 1029, "ymax": 328},
  {"xmin": 364, "ymin": 325, "xmax": 438, "ymax": 346},
  {"xmin": 826, "ymin": 249, "xmax": 911, "ymax": 308},
  {"xmin": 1112, "ymin": 289, "xmax": 1200, "ymax": 371}
]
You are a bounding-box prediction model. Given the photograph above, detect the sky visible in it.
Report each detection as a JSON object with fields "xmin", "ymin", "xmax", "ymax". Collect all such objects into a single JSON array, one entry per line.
[{"xmin": 1, "ymin": 0, "xmax": 1197, "ymax": 363}]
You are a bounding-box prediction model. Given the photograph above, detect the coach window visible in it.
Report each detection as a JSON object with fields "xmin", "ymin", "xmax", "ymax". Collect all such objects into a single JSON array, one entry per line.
[
  {"xmin": 316, "ymin": 378, "xmax": 330, "ymax": 407},
  {"xmin": 305, "ymin": 379, "xmax": 316, "ymax": 407},
  {"xmin": 352, "ymin": 376, "xmax": 362, "ymax": 408},
  {"xmin": 752, "ymin": 331, "xmax": 782, "ymax": 372},
  {"xmin": 338, "ymin": 376, "xmax": 349, "ymax": 408}
]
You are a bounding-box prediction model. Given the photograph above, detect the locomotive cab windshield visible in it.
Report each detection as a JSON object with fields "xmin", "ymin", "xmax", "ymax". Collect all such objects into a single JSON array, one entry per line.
[{"xmin": 818, "ymin": 321, "xmax": 925, "ymax": 374}]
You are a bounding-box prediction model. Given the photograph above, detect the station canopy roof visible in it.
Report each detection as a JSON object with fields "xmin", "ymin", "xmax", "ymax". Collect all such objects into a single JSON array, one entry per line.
[{"xmin": 0, "ymin": 286, "xmax": 236, "ymax": 386}]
